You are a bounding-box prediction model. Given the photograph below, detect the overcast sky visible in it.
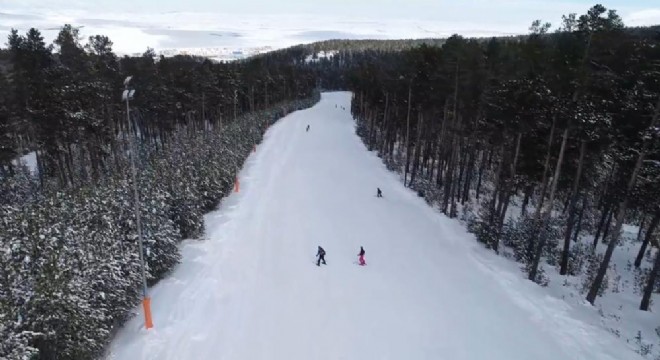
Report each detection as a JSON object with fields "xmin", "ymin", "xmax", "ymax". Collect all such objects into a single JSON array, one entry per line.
[{"xmin": 1, "ymin": 0, "xmax": 659, "ymax": 54}]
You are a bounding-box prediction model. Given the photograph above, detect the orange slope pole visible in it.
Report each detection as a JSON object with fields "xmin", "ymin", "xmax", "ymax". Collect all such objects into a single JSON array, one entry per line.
[{"xmin": 143, "ymin": 297, "xmax": 153, "ymax": 329}]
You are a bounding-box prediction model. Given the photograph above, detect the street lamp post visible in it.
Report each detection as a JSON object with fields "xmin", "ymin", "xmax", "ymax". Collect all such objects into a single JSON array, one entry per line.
[{"xmin": 123, "ymin": 76, "xmax": 153, "ymax": 329}]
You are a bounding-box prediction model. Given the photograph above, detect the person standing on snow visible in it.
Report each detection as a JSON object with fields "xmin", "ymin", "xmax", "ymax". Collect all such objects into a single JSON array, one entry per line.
[
  {"xmin": 377, "ymin": 188, "xmax": 383, "ymax": 197},
  {"xmin": 306, "ymin": 124, "xmax": 310, "ymax": 132},
  {"xmin": 316, "ymin": 246, "xmax": 326, "ymax": 266},
  {"xmin": 358, "ymin": 246, "xmax": 366, "ymax": 266}
]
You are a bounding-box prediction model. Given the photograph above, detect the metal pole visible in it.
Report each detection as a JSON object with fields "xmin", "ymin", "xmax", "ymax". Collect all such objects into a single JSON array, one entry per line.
[{"xmin": 125, "ymin": 80, "xmax": 153, "ymax": 328}]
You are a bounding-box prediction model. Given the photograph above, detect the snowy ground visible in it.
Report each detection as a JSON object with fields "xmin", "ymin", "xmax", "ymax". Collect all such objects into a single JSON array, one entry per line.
[
  {"xmin": 105, "ymin": 92, "xmax": 643, "ymax": 360},
  {"xmin": 482, "ymin": 196, "xmax": 660, "ymax": 358},
  {"xmin": 11, "ymin": 151, "xmax": 37, "ymax": 173},
  {"xmin": 538, "ymin": 228, "xmax": 660, "ymax": 359}
]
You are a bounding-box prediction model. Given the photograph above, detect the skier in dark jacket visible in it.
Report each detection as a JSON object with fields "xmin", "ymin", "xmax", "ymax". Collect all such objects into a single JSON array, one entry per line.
[
  {"xmin": 377, "ymin": 188, "xmax": 383, "ymax": 197},
  {"xmin": 358, "ymin": 246, "xmax": 366, "ymax": 266},
  {"xmin": 316, "ymin": 246, "xmax": 326, "ymax": 266},
  {"xmin": 306, "ymin": 124, "xmax": 310, "ymax": 132}
]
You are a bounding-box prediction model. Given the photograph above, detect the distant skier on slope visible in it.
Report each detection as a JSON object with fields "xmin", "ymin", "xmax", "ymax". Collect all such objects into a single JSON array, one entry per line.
[
  {"xmin": 358, "ymin": 246, "xmax": 366, "ymax": 266},
  {"xmin": 306, "ymin": 124, "xmax": 310, "ymax": 132},
  {"xmin": 377, "ymin": 188, "xmax": 383, "ymax": 197},
  {"xmin": 316, "ymin": 246, "xmax": 326, "ymax": 266}
]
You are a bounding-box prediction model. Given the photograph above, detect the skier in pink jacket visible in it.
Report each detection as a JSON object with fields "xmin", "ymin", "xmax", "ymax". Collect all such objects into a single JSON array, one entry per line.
[{"xmin": 358, "ymin": 246, "xmax": 366, "ymax": 266}]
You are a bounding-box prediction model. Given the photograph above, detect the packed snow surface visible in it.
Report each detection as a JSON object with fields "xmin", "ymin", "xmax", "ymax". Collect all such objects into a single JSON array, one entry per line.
[{"xmin": 106, "ymin": 92, "xmax": 642, "ymax": 360}]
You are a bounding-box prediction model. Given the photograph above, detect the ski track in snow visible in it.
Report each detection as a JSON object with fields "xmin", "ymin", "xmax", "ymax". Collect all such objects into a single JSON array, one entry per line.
[{"xmin": 105, "ymin": 92, "xmax": 642, "ymax": 360}]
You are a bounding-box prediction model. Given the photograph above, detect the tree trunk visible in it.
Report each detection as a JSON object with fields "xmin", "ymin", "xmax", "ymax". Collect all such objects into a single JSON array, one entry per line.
[
  {"xmin": 529, "ymin": 126, "xmax": 569, "ymax": 282},
  {"xmin": 456, "ymin": 140, "xmax": 466, "ymax": 203},
  {"xmin": 32, "ymin": 149, "xmax": 43, "ymax": 188},
  {"xmin": 65, "ymin": 142, "xmax": 76, "ymax": 186},
  {"xmin": 593, "ymin": 201, "xmax": 612, "ymax": 248},
  {"xmin": 264, "ymin": 82, "xmax": 268, "ymax": 108},
  {"xmin": 462, "ymin": 141, "xmax": 477, "ymax": 205},
  {"xmin": 202, "ymin": 92, "xmax": 206, "ymax": 123},
  {"xmin": 595, "ymin": 164, "xmax": 616, "ymax": 212},
  {"xmin": 435, "ymin": 99, "xmax": 450, "ymax": 187},
  {"xmin": 535, "ymin": 114, "xmax": 557, "ymax": 219},
  {"xmin": 637, "ymin": 213, "xmax": 647, "ymax": 243},
  {"xmin": 233, "ymin": 88, "xmax": 238, "ymax": 120},
  {"xmin": 562, "ymin": 195, "xmax": 572, "ymax": 215},
  {"xmin": 450, "ymin": 61, "xmax": 460, "ymax": 216},
  {"xmin": 560, "ymin": 140, "xmax": 587, "ymax": 275},
  {"xmin": 428, "ymin": 139, "xmax": 440, "ymax": 182},
  {"xmin": 367, "ymin": 110, "xmax": 375, "ymax": 150},
  {"xmin": 495, "ymin": 133, "xmax": 522, "ymax": 252},
  {"xmin": 601, "ymin": 207, "xmax": 616, "ymax": 245},
  {"xmin": 442, "ymin": 139, "xmax": 456, "ymax": 215},
  {"xmin": 635, "ymin": 210, "xmax": 660, "ymax": 268},
  {"xmin": 573, "ymin": 195, "xmax": 587, "ymax": 242},
  {"xmin": 488, "ymin": 144, "xmax": 505, "ymax": 225},
  {"xmin": 494, "ymin": 192, "xmax": 509, "ymax": 253},
  {"xmin": 476, "ymin": 147, "xmax": 489, "ymax": 200},
  {"xmin": 495, "ymin": 185, "xmax": 505, "ymax": 224},
  {"xmin": 404, "ymin": 84, "xmax": 412, "ymax": 186},
  {"xmin": 409, "ymin": 111, "xmax": 424, "ymax": 187},
  {"xmin": 250, "ymin": 86, "xmax": 255, "ymax": 112},
  {"xmin": 449, "ymin": 137, "xmax": 460, "ymax": 218},
  {"xmin": 422, "ymin": 136, "xmax": 433, "ymax": 179},
  {"xmin": 586, "ymin": 96, "xmax": 659, "ymax": 305},
  {"xmin": 640, "ymin": 247, "xmax": 660, "ymax": 311},
  {"xmin": 380, "ymin": 92, "xmax": 389, "ymax": 155},
  {"xmin": 521, "ymin": 184, "xmax": 534, "ymax": 217}
]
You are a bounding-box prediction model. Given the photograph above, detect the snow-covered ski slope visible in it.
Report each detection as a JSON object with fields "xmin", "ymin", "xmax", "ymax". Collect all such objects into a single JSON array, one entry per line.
[{"xmin": 106, "ymin": 92, "xmax": 641, "ymax": 360}]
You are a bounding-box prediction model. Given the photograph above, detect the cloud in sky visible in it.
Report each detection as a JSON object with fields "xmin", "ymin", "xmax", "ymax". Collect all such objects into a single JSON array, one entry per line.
[
  {"xmin": 1, "ymin": 0, "xmax": 658, "ymax": 54},
  {"xmin": 626, "ymin": 8, "xmax": 660, "ymax": 26}
]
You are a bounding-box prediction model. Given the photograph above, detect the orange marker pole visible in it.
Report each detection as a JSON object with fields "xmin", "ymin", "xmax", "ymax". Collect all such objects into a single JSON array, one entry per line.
[
  {"xmin": 143, "ymin": 297, "xmax": 153, "ymax": 329},
  {"xmin": 234, "ymin": 177, "xmax": 240, "ymax": 192}
]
